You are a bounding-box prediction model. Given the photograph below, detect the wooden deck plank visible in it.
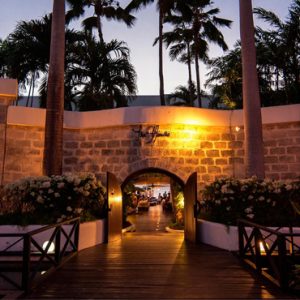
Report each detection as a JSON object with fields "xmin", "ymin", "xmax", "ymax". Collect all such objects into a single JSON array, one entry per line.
[{"xmin": 23, "ymin": 233, "xmax": 297, "ymax": 299}]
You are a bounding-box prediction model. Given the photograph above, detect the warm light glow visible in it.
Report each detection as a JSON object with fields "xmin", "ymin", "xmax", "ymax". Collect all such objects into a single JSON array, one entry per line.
[
  {"xmin": 115, "ymin": 196, "xmax": 122, "ymax": 203},
  {"xmin": 42, "ymin": 241, "xmax": 55, "ymax": 253},
  {"xmin": 259, "ymin": 241, "xmax": 269, "ymax": 254},
  {"xmin": 184, "ymin": 119, "xmax": 202, "ymax": 126},
  {"xmin": 235, "ymin": 126, "xmax": 241, "ymax": 132}
]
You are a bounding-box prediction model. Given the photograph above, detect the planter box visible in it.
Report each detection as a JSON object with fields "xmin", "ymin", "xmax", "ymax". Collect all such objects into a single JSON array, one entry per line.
[
  {"xmin": 197, "ymin": 219, "xmax": 300, "ymax": 251},
  {"xmin": 0, "ymin": 219, "xmax": 106, "ymax": 252}
]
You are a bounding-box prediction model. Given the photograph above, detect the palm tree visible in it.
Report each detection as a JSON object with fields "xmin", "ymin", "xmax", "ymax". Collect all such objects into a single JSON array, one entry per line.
[
  {"xmin": 66, "ymin": 0, "xmax": 135, "ymax": 44},
  {"xmin": 239, "ymin": 0, "xmax": 264, "ymax": 178},
  {"xmin": 205, "ymin": 45, "xmax": 242, "ymax": 109},
  {"xmin": 167, "ymin": 82, "xmax": 196, "ymax": 106},
  {"xmin": 127, "ymin": 0, "xmax": 178, "ymax": 106},
  {"xmin": 180, "ymin": 0, "xmax": 231, "ymax": 108},
  {"xmin": 156, "ymin": 19, "xmax": 195, "ymax": 105},
  {"xmin": 43, "ymin": 0, "xmax": 65, "ymax": 176},
  {"xmin": 70, "ymin": 35, "xmax": 137, "ymax": 110}
]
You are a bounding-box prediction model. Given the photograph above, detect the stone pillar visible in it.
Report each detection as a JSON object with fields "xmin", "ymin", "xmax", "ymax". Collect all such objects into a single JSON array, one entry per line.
[{"xmin": 0, "ymin": 79, "xmax": 18, "ymax": 186}]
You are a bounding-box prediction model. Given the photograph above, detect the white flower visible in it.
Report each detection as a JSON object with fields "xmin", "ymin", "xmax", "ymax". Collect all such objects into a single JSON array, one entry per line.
[
  {"xmin": 75, "ymin": 208, "xmax": 83, "ymax": 214},
  {"xmin": 247, "ymin": 214, "xmax": 255, "ymax": 219},
  {"xmin": 258, "ymin": 196, "xmax": 265, "ymax": 201},
  {"xmin": 68, "ymin": 196, "xmax": 72, "ymax": 200},
  {"xmin": 286, "ymin": 184, "xmax": 292, "ymax": 191},
  {"xmin": 241, "ymin": 185, "xmax": 247, "ymax": 192},
  {"xmin": 245, "ymin": 207, "xmax": 253, "ymax": 214},
  {"xmin": 54, "ymin": 192, "xmax": 60, "ymax": 198},
  {"xmin": 223, "ymin": 197, "xmax": 228, "ymax": 202},
  {"xmin": 57, "ymin": 182, "xmax": 65, "ymax": 189},
  {"xmin": 215, "ymin": 200, "xmax": 221, "ymax": 205},
  {"xmin": 48, "ymin": 189, "xmax": 54, "ymax": 194},
  {"xmin": 66, "ymin": 206, "xmax": 72, "ymax": 212},
  {"xmin": 226, "ymin": 206, "xmax": 231, "ymax": 211},
  {"xmin": 42, "ymin": 181, "xmax": 51, "ymax": 188},
  {"xmin": 221, "ymin": 185, "xmax": 228, "ymax": 193},
  {"xmin": 248, "ymin": 195, "xmax": 254, "ymax": 200},
  {"xmin": 36, "ymin": 195, "xmax": 44, "ymax": 204},
  {"xmin": 266, "ymin": 198, "xmax": 271, "ymax": 203},
  {"xmin": 74, "ymin": 178, "xmax": 81, "ymax": 186}
]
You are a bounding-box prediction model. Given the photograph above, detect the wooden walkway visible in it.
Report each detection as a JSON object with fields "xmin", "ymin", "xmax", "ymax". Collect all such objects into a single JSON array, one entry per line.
[{"xmin": 23, "ymin": 232, "xmax": 297, "ymax": 300}]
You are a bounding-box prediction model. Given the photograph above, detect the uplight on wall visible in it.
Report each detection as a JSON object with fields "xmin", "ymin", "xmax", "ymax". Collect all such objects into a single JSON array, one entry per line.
[{"xmin": 235, "ymin": 126, "xmax": 241, "ymax": 132}]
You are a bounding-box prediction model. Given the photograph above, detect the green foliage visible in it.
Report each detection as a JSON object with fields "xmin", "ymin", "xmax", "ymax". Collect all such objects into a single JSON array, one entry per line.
[
  {"xmin": 200, "ymin": 177, "xmax": 300, "ymax": 226},
  {"xmin": 0, "ymin": 173, "xmax": 106, "ymax": 225}
]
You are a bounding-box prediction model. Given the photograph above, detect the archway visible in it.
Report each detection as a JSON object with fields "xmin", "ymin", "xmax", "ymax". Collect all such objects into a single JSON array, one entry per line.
[{"xmin": 121, "ymin": 168, "xmax": 187, "ymax": 234}]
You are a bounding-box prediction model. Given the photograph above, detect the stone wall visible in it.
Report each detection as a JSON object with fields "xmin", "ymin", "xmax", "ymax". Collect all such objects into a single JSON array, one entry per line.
[{"xmin": 1, "ymin": 105, "xmax": 300, "ymax": 188}]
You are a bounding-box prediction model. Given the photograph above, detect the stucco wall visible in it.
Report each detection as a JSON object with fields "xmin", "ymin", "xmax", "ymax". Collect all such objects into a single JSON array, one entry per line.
[{"xmin": 1, "ymin": 105, "xmax": 300, "ymax": 187}]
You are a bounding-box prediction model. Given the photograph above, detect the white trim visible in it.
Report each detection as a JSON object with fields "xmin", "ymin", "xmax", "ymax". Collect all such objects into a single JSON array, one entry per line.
[{"xmin": 6, "ymin": 104, "xmax": 300, "ymax": 129}]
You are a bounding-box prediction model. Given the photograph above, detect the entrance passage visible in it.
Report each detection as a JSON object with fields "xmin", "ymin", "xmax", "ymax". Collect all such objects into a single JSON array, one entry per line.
[
  {"xmin": 122, "ymin": 169, "xmax": 184, "ymax": 234},
  {"xmin": 25, "ymin": 233, "xmax": 287, "ymax": 299},
  {"xmin": 127, "ymin": 205, "xmax": 173, "ymax": 232}
]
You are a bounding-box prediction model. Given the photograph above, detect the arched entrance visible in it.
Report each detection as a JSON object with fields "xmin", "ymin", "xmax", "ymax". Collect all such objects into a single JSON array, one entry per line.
[{"xmin": 120, "ymin": 168, "xmax": 198, "ymax": 242}]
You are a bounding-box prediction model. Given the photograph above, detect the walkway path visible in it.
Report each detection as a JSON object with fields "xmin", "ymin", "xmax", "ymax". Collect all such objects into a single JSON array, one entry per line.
[
  {"xmin": 127, "ymin": 204, "xmax": 173, "ymax": 232},
  {"xmin": 24, "ymin": 231, "xmax": 295, "ymax": 299}
]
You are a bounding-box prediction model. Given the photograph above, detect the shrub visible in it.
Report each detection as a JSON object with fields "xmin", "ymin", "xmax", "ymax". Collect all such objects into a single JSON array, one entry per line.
[
  {"xmin": 0, "ymin": 173, "xmax": 106, "ymax": 225},
  {"xmin": 200, "ymin": 177, "xmax": 300, "ymax": 226}
]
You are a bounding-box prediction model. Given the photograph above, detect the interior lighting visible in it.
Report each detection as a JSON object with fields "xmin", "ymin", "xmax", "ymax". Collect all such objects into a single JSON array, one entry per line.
[
  {"xmin": 235, "ymin": 126, "xmax": 241, "ymax": 132},
  {"xmin": 259, "ymin": 241, "xmax": 269, "ymax": 254}
]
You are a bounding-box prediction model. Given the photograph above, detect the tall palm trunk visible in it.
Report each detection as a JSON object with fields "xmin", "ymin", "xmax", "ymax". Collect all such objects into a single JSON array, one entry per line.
[
  {"xmin": 187, "ymin": 42, "xmax": 193, "ymax": 106},
  {"xmin": 193, "ymin": 10, "xmax": 202, "ymax": 108},
  {"xmin": 159, "ymin": 6, "xmax": 165, "ymax": 106},
  {"xmin": 239, "ymin": 0, "xmax": 265, "ymax": 178},
  {"xmin": 43, "ymin": 0, "xmax": 65, "ymax": 176},
  {"xmin": 194, "ymin": 53, "xmax": 201, "ymax": 108}
]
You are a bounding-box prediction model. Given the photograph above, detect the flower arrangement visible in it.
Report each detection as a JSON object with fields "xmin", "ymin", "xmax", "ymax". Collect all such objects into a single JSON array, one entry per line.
[
  {"xmin": 200, "ymin": 177, "xmax": 300, "ymax": 226},
  {"xmin": 0, "ymin": 173, "xmax": 106, "ymax": 225}
]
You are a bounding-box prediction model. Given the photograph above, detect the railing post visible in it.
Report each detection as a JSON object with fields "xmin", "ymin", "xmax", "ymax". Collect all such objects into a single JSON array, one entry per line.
[
  {"xmin": 238, "ymin": 220, "xmax": 244, "ymax": 258},
  {"xmin": 74, "ymin": 219, "xmax": 80, "ymax": 251},
  {"xmin": 254, "ymin": 228, "xmax": 262, "ymax": 274},
  {"xmin": 22, "ymin": 234, "xmax": 31, "ymax": 292},
  {"xmin": 278, "ymin": 235, "xmax": 288, "ymax": 290},
  {"xmin": 55, "ymin": 225, "xmax": 61, "ymax": 264}
]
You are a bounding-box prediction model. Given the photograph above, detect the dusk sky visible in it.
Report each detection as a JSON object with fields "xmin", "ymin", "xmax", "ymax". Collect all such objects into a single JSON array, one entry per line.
[{"xmin": 0, "ymin": 0, "xmax": 294, "ymax": 95}]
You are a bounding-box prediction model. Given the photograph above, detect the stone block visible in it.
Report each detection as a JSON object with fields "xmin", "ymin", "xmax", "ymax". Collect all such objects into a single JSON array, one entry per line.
[
  {"xmin": 95, "ymin": 141, "xmax": 106, "ymax": 148},
  {"xmin": 80, "ymin": 142, "xmax": 93, "ymax": 149},
  {"xmin": 200, "ymin": 141, "xmax": 213, "ymax": 149},
  {"xmin": 216, "ymin": 158, "xmax": 228, "ymax": 165},
  {"xmin": 263, "ymin": 140, "xmax": 277, "ymax": 147},
  {"xmin": 221, "ymin": 150, "xmax": 234, "ymax": 157},
  {"xmin": 229, "ymin": 157, "xmax": 244, "ymax": 164},
  {"xmin": 214, "ymin": 142, "xmax": 227, "ymax": 149},
  {"xmin": 185, "ymin": 158, "xmax": 199, "ymax": 165},
  {"xmin": 280, "ymin": 172, "xmax": 298, "ymax": 180},
  {"xmin": 107, "ymin": 140, "xmax": 120, "ymax": 148},
  {"xmin": 270, "ymin": 147, "xmax": 285, "ymax": 155},
  {"xmin": 121, "ymin": 140, "xmax": 131, "ymax": 147},
  {"xmin": 289, "ymin": 164, "xmax": 300, "ymax": 172},
  {"xmin": 278, "ymin": 138, "xmax": 294, "ymax": 146},
  {"xmin": 229, "ymin": 141, "xmax": 243, "ymax": 149},
  {"xmin": 221, "ymin": 133, "xmax": 233, "ymax": 141},
  {"xmin": 206, "ymin": 150, "xmax": 220, "ymax": 158},
  {"xmin": 64, "ymin": 157, "xmax": 78, "ymax": 165},
  {"xmin": 65, "ymin": 142, "xmax": 79, "ymax": 149},
  {"xmin": 201, "ymin": 158, "xmax": 214, "ymax": 165},
  {"xmin": 264, "ymin": 156, "xmax": 279, "ymax": 164},
  {"xmin": 206, "ymin": 134, "xmax": 220, "ymax": 141},
  {"xmin": 179, "ymin": 149, "xmax": 193, "ymax": 156},
  {"xmin": 271, "ymin": 164, "xmax": 289, "ymax": 172},
  {"xmin": 208, "ymin": 166, "xmax": 221, "ymax": 174},
  {"xmin": 102, "ymin": 149, "xmax": 114, "ymax": 156},
  {"xmin": 279, "ymin": 156, "xmax": 295, "ymax": 163},
  {"xmin": 287, "ymin": 146, "xmax": 300, "ymax": 154},
  {"xmin": 194, "ymin": 149, "xmax": 205, "ymax": 157}
]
